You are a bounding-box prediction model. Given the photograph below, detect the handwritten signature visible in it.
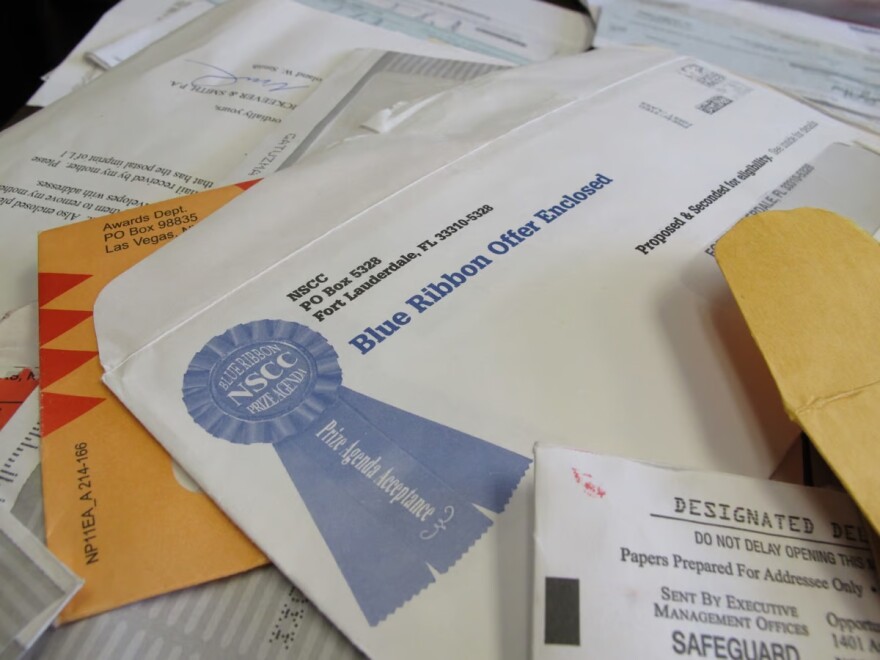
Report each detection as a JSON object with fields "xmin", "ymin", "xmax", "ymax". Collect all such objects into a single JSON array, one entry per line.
[{"xmin": 186, "ymin": 60, "xmax": 309, "ymax": 93}]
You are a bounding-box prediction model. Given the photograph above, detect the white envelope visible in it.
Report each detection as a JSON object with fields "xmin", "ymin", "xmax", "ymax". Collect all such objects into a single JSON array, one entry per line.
[
  {"xmin": 533, "ymin": 445, "xmax": 880, "ymax": 659},
  {"xmin": 95, "ymin": 50, "xmax": 880, "ymax": 659}
]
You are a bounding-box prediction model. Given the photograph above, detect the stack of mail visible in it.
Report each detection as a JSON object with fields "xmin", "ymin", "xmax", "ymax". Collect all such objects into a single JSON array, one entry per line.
[
  {"xmin": 3, "ymin": 0, "xmax": 880, "ymax": 658},
  {"xmin": 1, "ymin": 0, "xmax": 590, "ymax": 656},
  {"xmin": 94, "ymin": 46, "xmax": 880, "ymax": 659}
]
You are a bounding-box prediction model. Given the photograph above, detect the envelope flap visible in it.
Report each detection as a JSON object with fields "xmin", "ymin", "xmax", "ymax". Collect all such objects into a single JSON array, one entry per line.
[
  {"xmin": 799, "ymin": 388, "xmax": 880, "ymax": 532},
  {"xmin": 716, "ymin": 207, "xmax": 880, "ymax": 530},
  {"xmin": 94, "ymin": 135, "xmax": 465, "ymax": 371},
  {"xmin": 717, "ymin": 208, "xmax": 880, "ymax": 412},
  {"xmin": 94, "ymin": 48, "xmax": 681, "ymax": 372}
]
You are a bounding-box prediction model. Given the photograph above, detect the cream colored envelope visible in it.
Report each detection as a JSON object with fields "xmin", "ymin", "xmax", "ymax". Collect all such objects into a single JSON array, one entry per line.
[
  {"xmin": 717, "ymin": 207, "xmax": 880, "ymax": 534},
  {"xmin": 39, "ymin": 182, "xmax": 266, "ymax": 622},
  {"xmin": 93, "ymin": 50, "xmax": 880, "ymax": 659}
]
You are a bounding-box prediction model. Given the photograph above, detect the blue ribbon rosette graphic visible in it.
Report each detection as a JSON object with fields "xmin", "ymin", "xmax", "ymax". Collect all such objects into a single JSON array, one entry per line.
[{"xmin": 182, "ymin": 320, "xmax": 530, "ymax": 625}]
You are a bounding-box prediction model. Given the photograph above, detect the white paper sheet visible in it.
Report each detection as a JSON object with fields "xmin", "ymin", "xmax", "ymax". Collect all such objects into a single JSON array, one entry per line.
[
  {"xmin": 0, "ymin": 391, "xmax": 40, "ymax": 511},
  {"xmin": 32, "ymin": 0, "xmax": 590, "ymax": 106},
  {"xmin": 588, "ymin": 0, "xmax": 880, "ymax": 55},
  {"xmin": 94, "ymin": 50, "xmax": 880, "ymax": 659},
  {"xmin": 228, "ymin": 49, "xmax": 507, "ymax": 179},
  {"xmin": 0, "ymin": 0, "xmax": 496, "ymax": 335},
  {"xmin": 533, "ymin": 445, "xmax": 880, "ymax": 658},
  {"xmin": 0, "ymin": 508, "xmax": 82, "ymax": 660},
  {"xmin": 0, "ymin": 305, "xmax": 38, "ymax": 369},
  {"xmin": 593, "ymin": 0, "xmax": 880, "ymax": 132},
  {"xmin": 86, "ymin": 0, "xmax": 218, "ymax": 70},
  {"xmin": 748, "ymin": 142, "xmax": 880, "ymax": 236},
  {"xmin": 28, "ymin": 0, "xmax": 204, "ymax": 107},
  {"xmin": 295, "ymin": 0, "xmax": 591, "ymax": 64}
]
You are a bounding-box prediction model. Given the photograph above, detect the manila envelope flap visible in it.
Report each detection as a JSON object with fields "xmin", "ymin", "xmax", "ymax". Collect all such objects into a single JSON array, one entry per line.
[{"xmin": 716, "ymin": 207, "xmax": 880, "ymax": 532}]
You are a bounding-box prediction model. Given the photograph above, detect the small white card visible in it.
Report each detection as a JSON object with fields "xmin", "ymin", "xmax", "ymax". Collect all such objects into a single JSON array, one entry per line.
[{"xmin": 534, "ymin": 445, "xmax": 880, "ymax": 659}]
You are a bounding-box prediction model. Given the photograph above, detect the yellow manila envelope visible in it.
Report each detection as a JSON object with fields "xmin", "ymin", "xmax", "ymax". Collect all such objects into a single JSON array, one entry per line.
[
  {"xmin": 716, "ymin": 208, "xmax": 880, "ymax": 534},
  {"xmin": 38, "ymin": 181, "xmax": 266, "ymax": 622}
]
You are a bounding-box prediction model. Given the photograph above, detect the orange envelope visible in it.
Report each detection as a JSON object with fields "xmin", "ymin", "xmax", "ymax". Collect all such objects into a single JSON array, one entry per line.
[
  {"xmin": 38, "ymin": 181, "xmax": 267, "ymax": 622},
  {"xmin": 716, "ymin": 208, "xmax": 880, "ymax": 534}
]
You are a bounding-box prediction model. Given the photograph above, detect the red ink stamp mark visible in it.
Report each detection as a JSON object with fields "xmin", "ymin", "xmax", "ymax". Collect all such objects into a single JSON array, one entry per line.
[{"xmin": 571, "ymin": 467, "xmax": 606, "ymax": 498}]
